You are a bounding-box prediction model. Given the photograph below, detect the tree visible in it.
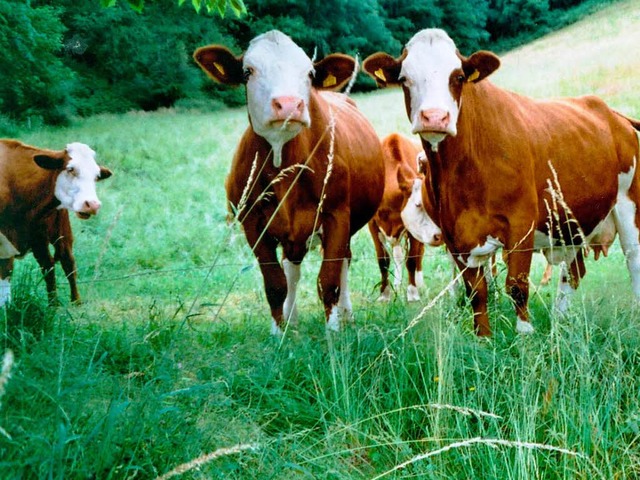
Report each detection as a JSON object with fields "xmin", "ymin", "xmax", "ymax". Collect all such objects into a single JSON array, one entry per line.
[
  {"xmin": 102, "ymin": 0, "xmax": 246, "ymax": 16},
  {"xmin": 0, "ymin": 0, "xmax": 75, "ymax": 125}
]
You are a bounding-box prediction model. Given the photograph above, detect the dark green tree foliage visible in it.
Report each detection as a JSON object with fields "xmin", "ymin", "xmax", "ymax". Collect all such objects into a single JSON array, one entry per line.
[
  {"xmin": 0, "ymin": 0, "xmax": 74, "ymax": 125},
  {"xmin": 49, "ymin": 0, "xmax": 241, "ymax": 115},
  {"xmin": 0, "ymin": 0, "xmax": 616, "ymax": 126}
]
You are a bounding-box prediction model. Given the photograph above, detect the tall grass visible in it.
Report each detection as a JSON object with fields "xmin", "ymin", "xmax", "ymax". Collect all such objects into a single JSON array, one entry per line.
[{"xmin": 1, "ymin": 1, "xmax": 640, "ymax": 478}]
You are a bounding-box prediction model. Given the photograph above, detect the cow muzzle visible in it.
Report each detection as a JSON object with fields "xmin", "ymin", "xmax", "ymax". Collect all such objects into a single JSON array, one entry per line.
[
  {"xmin": 271, "ymin": 96, "xmax": 306, "ymax": 124},
  {"xmin": 76, "ymin": 200, "xmax": 101, "ymax": 219}
]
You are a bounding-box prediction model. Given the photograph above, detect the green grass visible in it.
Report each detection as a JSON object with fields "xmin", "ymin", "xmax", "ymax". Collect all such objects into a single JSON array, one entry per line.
[{"xmin": 2, "ymin": 1, "xmax": 640, "ymax": 478}]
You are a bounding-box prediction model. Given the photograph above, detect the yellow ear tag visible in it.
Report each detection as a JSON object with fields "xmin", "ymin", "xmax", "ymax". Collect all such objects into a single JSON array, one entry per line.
[
  {"xmin": 374, "ymin": 68, "xmax": 387, "ymax": 82},
  {"xmin": 213, "ymin": 62, "xmax": 225, "ymax": 76},
  {"xmin": 467, "ymin": 70, "xmax": 480, "ymax": 82},
  {"xmin": 323, "ymin": 73, "xmax": 337, "ymax": 88}
]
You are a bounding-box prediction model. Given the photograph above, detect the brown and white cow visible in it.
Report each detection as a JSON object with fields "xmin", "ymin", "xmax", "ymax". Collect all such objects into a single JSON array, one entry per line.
[
  {"xmin": 364, "ymin": 28, "xmax": 640, "ymax": 336},
  {"xmin": 194, "ymin": 30, "xmax": 384, "ymax": 335},
  {"xmin": 0, "ymin": 140, "xmax": 112, "ymax": 305},
  {"xmin": 369, "ymin": 133, "xmax": 442, "ymax": 302}
]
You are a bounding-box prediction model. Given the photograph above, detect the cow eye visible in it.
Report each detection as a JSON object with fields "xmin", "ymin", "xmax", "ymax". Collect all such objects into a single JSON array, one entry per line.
[
  {"xmin": 66, "ymin": 166, "xmax": 76, "ymax": 175},
  {"xmin": 243, "ymin": 67, "xmax": 253, "ymax": 81},
  {"xmin": 457, "ymin": 75, "xmax": 465, "ymax": 84}
]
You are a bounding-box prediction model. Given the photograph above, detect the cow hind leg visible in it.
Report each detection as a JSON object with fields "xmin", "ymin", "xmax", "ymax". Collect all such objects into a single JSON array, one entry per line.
[
  {"xmin": 282, "ymin": 258, "xmax": 301, "ymax": 325},
  {"xmin": 505, "ymin": 250, "xmax": 534, "ymax": 334},
  {"xmin": 406, "ymin": 237, "xmax": 424, "ymax": 302},
  {"xmin": 613, "ymin": 175, "xmax": 640, "ymax": 297},
  {"xmin": 0, "ymin": 259, "xmax": 14, "ymax": 307}
]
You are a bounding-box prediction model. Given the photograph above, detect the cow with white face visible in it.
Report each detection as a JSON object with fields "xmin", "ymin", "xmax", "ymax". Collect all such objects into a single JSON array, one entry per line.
[
  {"xmin": 195, "ymin": 31, "xmax": 385, "ymax": 335},
  {"xmin": 0, "ymin": 139, "xmax": 112, "ymax": 305},
  {"xmin": 364, "ymin": 28, "xmax": 640, "ymax": 336}
]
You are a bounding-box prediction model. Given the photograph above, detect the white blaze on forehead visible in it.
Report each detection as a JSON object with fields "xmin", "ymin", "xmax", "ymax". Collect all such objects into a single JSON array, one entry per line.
[
  {"xmin": 55, "ymin": 142, "xmax": 102, "ymax": 213},
  {"xmin": 402, "ymin": 29, "xmax": 462, "ymax": 140},
  {"xmin": 244, "ymin": 31, "xmax": 313, "ymax": 167}
]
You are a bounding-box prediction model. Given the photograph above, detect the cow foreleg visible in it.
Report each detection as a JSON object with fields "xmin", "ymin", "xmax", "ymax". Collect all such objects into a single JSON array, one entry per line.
[
  {"xmin": 459, "ymin": 264, "xmax": 491, "ymax": 336},
  {"xmin": 31, "ymin": 238, "xmax": 58, "ymax": 306},
  {"xmin": 53, "ymin": 214, "xmax": 80, "ymax": 304},
  {"xmin": 406, "ymin": 236, "xmax": 424, "ymax": 302},
  {"xmin": 369, "ymin": 222, "xmax": 391, "ymax": 301},
  {"xmin": 319, "ymin": 214, "xmax": 351, "ymax": 332},
  {"xmin": 282, "ymin": 258, "xmax": 301, "ymax": 325},
  {"xmin": 243, "ymin": 220, "xmax": 287, "ymax": 335},
  {"xmin": 505, "ymin": 250, "xmax": 534, "ymax": 334}
]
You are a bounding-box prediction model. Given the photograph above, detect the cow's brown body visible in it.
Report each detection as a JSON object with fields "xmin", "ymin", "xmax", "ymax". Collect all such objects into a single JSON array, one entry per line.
[
  {"xmin": 364, "ymin": 29, "xmax": 640, "ymax": 335},
  {"xmin": 226, "ymin": 90, "xmax": 384, "ymax": 329},
  {"xmin": 0, "ymin": 139, "xmax": 110, "ymax": 304},
  {"xmin": 369, "ymin": 133, "xmax": 426, "ymax": 301}
]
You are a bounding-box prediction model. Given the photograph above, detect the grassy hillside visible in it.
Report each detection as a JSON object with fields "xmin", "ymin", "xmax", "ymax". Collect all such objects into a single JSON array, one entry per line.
[{"xmin": 1, "ymin": 1, "xmax": 640, "ymax": 478}]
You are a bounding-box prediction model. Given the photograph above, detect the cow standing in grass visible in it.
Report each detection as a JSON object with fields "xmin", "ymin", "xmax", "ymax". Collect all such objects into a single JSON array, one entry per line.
[
  {"xmin": 194, "ymin": 31, "xmax": 384, "ymax": 335},
  {"xmin": 364, "ymin": 28, "xmax": 640, "ymax": 336},
  {"xmin": 370, "ymin": 133, "xmax": 442, "ymax": 302},
  {"xmin": 0, "ymin": 140, "xmax": 112, "ymax": 305}
]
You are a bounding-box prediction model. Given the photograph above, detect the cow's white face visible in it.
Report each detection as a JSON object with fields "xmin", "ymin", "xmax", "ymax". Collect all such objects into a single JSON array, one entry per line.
[
  {"xmin": 243, "ymin": 31, "xmax": 314, "ymax": 159},
  {"xmin": 35, "ymin": 142, "xmax": 112, "ymax": 219},
  {"xmin": 364, "ymin": 29, "xmax": 500, "ymax": 152},
  {"xmin": 400, "ymin": 29, "xmax": 463, "ymax": 149},
  {"xmin": 401, "ymin": 178, "xmax": 442, "ymax": 246}
]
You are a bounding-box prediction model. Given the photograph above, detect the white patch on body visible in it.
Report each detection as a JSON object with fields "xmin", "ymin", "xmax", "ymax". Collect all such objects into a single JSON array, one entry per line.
[
  {"xmin": 243, "ymin": 31, "xmax": 313, "ymax": 167},
  {"xmin": 401, "ymin": 29, "xmax": 462, "ymax": 147},
  {"xmin": 0, "ymin": 278, "xmax": 11, "ymax": 307},
  {"xmin": 400, "ymin": 178, "xmax": 441, "ymax": 245},
  {"xmin": 55, "ymin": 143, "xmax": 103, "ymax": 214},
  {"xmin": 415, "ymin": 270, "xmax": 424, "ymax": 288},
  {"xmin": 0, "ymin": 232, "xmax": 18, "ymax": 259},
  {"xmin": 459, "ymin": 236, "xmax": 503, "ymax": 268},
  {"xmin": 282, "ymin": 259, "xmax": 301, "ymax": 324},
  {"xmin": 612, "ymin": 161, "xmax": 640, "ymax": 297}
]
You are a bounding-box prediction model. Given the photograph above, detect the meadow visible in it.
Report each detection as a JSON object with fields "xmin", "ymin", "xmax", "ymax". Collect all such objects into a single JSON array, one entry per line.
[{"xmin": 1, "ymin": 0, "xmax": 640, "ymax": 478}]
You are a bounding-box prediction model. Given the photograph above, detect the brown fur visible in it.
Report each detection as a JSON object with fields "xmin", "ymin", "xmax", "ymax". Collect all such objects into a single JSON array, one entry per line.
[
  {"xmin": 225, "ymin": 90, "xmax": 385, "ymax": 327},
  {"xmin": 368, "ymin": 133, "xmax": 425, "ymax": 299},
  {"xmin": 1, "ymin": 140, "xmax": 79, "ymax": 304}
]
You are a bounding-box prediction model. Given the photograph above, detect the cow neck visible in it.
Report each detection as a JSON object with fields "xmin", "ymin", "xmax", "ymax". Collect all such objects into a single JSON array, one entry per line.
[
  {"xmin": 18, "ymin": 167, "xmax": 60, "ymax": 223},
  {"xmin": 269, "ymin": 89, "xmax": 329, "ymax": 171}
]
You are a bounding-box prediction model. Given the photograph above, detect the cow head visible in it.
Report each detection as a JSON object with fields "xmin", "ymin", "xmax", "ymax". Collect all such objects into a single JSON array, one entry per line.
[
  {"xmin": 34, "ymin": 143, "xmax": 112, "ymax": 219},
  {"xmin": 363, "ymin": 29, "xmax": 500, "ymax": 151},
  {"xmin": 194, "ymin": 30, "xmax": 357, "ymax": 167}
]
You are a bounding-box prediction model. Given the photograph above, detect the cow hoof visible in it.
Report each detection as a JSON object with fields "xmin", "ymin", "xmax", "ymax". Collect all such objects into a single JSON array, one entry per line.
[
  {"xmin": 377, "ymin": 287, "xmax": 392, "ymax": 302},
  {"xmin": 270, "ymin": 320, "xmax": 284, "ymax": 337},
  {"xmin": 516, "ymin": 319, "xmax": 535, "ymax": 334},
  {"xmin": 406, "ymin": 285, "xmax": 421, "ymax": 302}
]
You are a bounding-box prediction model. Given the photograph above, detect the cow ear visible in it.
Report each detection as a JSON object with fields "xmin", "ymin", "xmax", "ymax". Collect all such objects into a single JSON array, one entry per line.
[
  {"xmin": 98, "ymin": 166, "xmax": 113, "ymax": 181},
  {"xmin": 34, "ymin": 154, "xmax": 65, "ymax": 170},
  {"xmin": 193, "ymin": 45, "xmax": 244, "ymax": 85},
  {"xmin": 363, "ymin": 52, "xmax": 404, "ymax": 87},
  {"xmin": 312, "ymin": 54, "xmax": 356, "ymax": 91},
  {"xmin": 462, "ymin": 50, "xmax": 500, "ymax": 83}
]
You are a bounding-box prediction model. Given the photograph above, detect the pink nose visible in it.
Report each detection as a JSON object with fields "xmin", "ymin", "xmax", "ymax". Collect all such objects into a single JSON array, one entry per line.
[
  {"xmin": 420, "ymin": 108, "xmax": 450, "ymax": 131},
  {"xmin": 82, "ymin": 200, "xmax": 101, "ymax": 215},
  {"xmin": 430, "ymin": 233, "xmax": 443, "ymax": 247},
  {"xmin": 271, "ymin": 96, "xmax": 305, "ymax": 121}
]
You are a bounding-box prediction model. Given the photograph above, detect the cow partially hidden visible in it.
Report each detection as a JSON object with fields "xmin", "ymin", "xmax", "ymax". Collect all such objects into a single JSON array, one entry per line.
[
  {"xmin": 194, "ymin": 30, "xmax": 384, "ymax": 335},
  {"xmin": 370, "ymin": 133, "xmax": 442, "ymax": 302},
  {"xmin": 364, "ymin": 28, "xmax": 640, "ymax": 336},
  {"xmin": 0, "ymin": 140, "xmax": 112, "ymax": 306}
]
